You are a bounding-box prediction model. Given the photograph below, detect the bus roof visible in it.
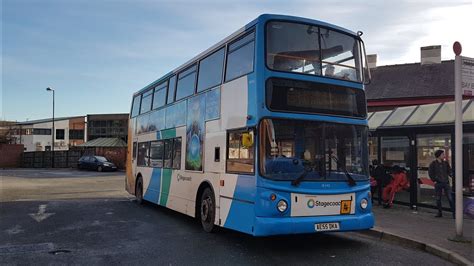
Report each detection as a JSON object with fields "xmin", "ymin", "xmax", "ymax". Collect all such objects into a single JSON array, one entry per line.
[{"xmin": 133, "ymin": 14, "xmax": 359, "ymax": 96}]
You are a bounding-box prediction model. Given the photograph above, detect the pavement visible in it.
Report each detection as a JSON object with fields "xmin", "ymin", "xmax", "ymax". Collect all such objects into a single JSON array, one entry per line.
[{"xmin": 360, "ymin": 204, "xmax": 473, "ymax": 265}]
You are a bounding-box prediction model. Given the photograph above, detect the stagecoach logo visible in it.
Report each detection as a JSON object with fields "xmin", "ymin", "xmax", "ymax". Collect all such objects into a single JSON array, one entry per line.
[
  {"xmin": 307, "ymin": 199, "xmax": 342, "ymax": 209},
  {"xmin": 177, "ymin": 174, "xmax": 192, "ymax": 182}
]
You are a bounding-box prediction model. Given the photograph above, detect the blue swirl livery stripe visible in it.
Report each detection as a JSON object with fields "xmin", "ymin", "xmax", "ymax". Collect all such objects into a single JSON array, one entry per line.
[
  {"xmin": 144, "ymin": 168, "xmax": 162, "ymax": 204},
  {"xmin": 223, "ymin": 175, "xmax": 256, "ymax": 234}
]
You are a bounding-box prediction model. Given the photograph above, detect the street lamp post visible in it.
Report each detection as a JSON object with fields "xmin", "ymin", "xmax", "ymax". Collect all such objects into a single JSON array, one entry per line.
[{"xmin": 46, "ymin": 87, "xmax": 55, "ymax": 168}]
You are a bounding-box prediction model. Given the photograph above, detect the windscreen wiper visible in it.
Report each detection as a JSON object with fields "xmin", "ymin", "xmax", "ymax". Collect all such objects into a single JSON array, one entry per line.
[
  {"xmin": 329, "ymin": 155, "xmax": 356, "ymax": 187},
  {"xmin": 291, "ymin": 167, "xmax": 311, "ymax": 187}
]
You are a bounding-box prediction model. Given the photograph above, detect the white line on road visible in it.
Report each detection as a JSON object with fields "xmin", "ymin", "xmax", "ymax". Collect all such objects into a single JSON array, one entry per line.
[{"xmin": 29, "ymin": 204, "xmax": 55, "ymax": 222}]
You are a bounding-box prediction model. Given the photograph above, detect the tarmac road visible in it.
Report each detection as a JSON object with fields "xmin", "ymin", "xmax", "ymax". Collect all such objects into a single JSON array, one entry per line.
[{"xmin": 0, "ymin": 169, "xmax": 453, "ymax": 265}]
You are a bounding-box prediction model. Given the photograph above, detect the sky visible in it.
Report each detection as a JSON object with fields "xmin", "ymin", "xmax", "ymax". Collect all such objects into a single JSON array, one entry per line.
[{"xmin": 1, "ymin": 0, "xmax": 473, "ymax": 122}]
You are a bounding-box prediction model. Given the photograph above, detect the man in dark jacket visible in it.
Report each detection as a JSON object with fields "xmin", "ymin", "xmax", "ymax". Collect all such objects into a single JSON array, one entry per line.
[
  {"xmin": 428, "ymin": 150, "xmax": 454, "ymax": 218},
  {"xmin": 371, "ymin": 160, "xmax": 387, "ymax": 205}
]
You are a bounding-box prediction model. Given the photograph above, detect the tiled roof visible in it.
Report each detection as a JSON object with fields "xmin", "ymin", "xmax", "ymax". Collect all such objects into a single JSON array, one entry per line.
[
  {"xmin": 366, "ymin": 60, "xmax": 454, "ymax": 100},
  {"xmin": 77, "ymin": 138, "xmax": 127, "ymax": 147}
]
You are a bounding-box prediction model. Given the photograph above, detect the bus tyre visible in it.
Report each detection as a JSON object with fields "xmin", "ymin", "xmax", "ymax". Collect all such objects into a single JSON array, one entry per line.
[
  {"xmin": 200, "ymin": 187, "xmax": 216, "ymax": 233},
  {"xmin": 135, "ymin": 177, "xmax": 144, "ymax": 205}
]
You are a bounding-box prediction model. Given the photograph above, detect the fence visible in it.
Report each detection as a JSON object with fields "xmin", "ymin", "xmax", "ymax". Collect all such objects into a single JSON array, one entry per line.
[
  {"xmin": 22, "ymin": 150, "xmax": 84, "ymax": 168},
  {"xmin": 21, "ymin": 147, "xmax": 126, "ymax": 169}
]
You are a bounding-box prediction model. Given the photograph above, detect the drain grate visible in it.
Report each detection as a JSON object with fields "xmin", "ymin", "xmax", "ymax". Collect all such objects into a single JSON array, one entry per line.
[{"xmin": 0, "ymin": 243, "xmax": 54, "ymax": 254}]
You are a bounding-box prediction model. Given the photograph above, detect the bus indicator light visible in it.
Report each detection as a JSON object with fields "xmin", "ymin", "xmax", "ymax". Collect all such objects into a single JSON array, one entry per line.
[{"xmin": 270, "ymin": 194, "xmax": 276, "ymax": 201}]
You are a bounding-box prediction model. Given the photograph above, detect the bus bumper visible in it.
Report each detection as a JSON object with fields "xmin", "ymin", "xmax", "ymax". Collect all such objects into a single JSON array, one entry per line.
[{"xmin": 253, "ymin": 212, "xmax": 374, "ymax": 236}]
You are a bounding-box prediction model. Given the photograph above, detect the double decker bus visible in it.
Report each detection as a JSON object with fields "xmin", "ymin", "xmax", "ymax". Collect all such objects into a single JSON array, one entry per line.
[{"xmin": 126, "ymin": 14, "xmax": 373, "ymax": 236}]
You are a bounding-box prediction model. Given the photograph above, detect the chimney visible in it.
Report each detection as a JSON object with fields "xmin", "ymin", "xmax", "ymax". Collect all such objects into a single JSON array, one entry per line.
[
  {"xmin": 421, "ymin": 45, "xmax": 441, "ymax": 65},
  {"xmin": 367, "ymin": 54, "xmax": 377, "ymax": 69}
]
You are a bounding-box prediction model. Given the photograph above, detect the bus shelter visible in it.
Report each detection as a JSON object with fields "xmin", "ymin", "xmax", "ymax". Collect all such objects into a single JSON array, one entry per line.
[{"xmin": 368, "ymin": 99, "xmax": 474, "ymax": 209}]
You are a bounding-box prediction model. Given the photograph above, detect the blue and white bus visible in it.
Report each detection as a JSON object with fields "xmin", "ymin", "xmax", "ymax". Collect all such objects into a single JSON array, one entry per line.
[{"xmin": 126, "ymin": 14, "xmax": 373, "ymax": 236}]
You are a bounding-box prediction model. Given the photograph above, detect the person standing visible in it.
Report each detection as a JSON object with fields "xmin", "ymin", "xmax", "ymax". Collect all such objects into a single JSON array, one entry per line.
[
  {"xmin": 428, "ymin": 150, "xmax": 454, "ymax": 218},
  {"xmin": 371, "ymin": 160, "xmax": 386, "ymax": 205}
]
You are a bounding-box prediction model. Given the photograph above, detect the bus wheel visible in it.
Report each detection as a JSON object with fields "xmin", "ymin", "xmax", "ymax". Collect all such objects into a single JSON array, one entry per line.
[
  {"xmin": 135, "ymin": 177, "xmax": 144, "ymax": 205},
  {"xmin": 200, "ymin": 187, "xmax": 215, "ymax": 232}
]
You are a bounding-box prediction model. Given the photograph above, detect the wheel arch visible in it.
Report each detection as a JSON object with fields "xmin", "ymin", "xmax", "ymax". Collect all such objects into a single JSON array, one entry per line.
[
  {"xmin": 195, "ymin": 180, "xmax": 215, "ymax": 219},
  {"xmin": 134, "ymin": 172, "xmax": 143, "ymax": 196}
]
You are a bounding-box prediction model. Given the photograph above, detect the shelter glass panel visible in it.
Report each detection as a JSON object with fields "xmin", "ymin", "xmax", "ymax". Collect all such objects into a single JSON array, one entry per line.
[
  {"xmin": 430, "ymin": 101, "xmax": 469, "ymax": 124},
  {"xmin": 381, "ymin": 136, "xmax": 411, "ymax": 205},
  {"xmin": 463, "ymin": 100, "xmax": 473, "ymax": 122},
  {"xmin": 404, "ymin": 103, "xmax": 440, "ymax": 125},
  {"xmin": 416, "ymin": 134, "xmax": 452, "ymax": 207},
  {"xmin": 368, "ymin": 110, "xmax": 391, "ymax": 129},
  {"xmin": 383, "ymin": 106, "xmax": 417, "ymax": 127}
]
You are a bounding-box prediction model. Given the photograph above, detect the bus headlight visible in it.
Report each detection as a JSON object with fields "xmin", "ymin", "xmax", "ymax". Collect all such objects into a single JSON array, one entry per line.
[
  {"xmin": 277, "ymin": 200, "xmax": 288, "ymax": 213},
  {"xmin": 360, "ymin": 198, "xmax": 368, "ymax": 209}
]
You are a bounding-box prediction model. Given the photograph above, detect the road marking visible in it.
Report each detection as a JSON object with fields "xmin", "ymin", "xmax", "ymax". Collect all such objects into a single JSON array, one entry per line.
[
  {"xmin": 29, "ymin": 204, "xmax": 55, "ymax": 222},
  {"xmin": 5, "ymin": 225, "xmax": 24, "ymax": 235},
  {"xmin": 0, "ymin": 243, "xmax": 55, "ymax": 254}
]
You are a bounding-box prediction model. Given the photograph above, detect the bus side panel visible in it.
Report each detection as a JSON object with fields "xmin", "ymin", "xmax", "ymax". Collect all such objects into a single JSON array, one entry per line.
[
  {"xmin": 136, "ymin": 131, "xmax": 167, "ymax": 203},
  {"xmin": 220, "ymin": 76, "xmax": 248, "ymax": 129},
  {"xmin": 143, "ymin": 167, "xmax": 160, "ymax": 203},
  {"xmin": 220, "ymin": 174, "xmax": 256, "ymax": 235},
  {"xmin": 156, "ymin": 127, "xmax": 187, "ymax": 214},
  {"xmin": 149, "ymin": 127, "xmax": 221, "ymax": 219}
]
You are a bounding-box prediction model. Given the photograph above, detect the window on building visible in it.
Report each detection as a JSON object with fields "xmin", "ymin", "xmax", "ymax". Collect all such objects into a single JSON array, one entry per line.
[
  {"xmin": 153, "ymin": 82, "xmax": 168, "ymax": 109},
  {"xmin": 140, "ymin": 89, "xmax": 153, "ymax": 114},
  {"xmin": 131, "ymin": 95, "xmax": 141, "ymax": 117},
  {"xmin": 172, "ymin": 137, "xmax": 182, "ymax": 169},
  {"xmin": 69, "ymin": 129, "xmax": 84, "ymax": 140},
  {"xmin": 150, "ymin": 141, "xmax": 164, "ymax": 168},
  {"xmin": 33, "ymin": 128, "xmax": 52, "ymax": 135},
  {"xmin": 176, "ymin": 65, "xmax": 197, "ymax": 101},
  {"xmin": 167, "ymin": 75, "xmax": 177, "ymax": 104},
  {"xmin": 56, "ymin": 129, "xmax": 65, "ymax": 140},
  {"xmin": 137, "ymin": 142, "xmax": 150, "ymax": 167},
  {"xmin": 226, "ymin": 129, "xmax": 255, "ymax": 173},
  {"xmin": 197, "ymin": 48, "xmax": 225, "ymax": 92},
  {"xmin": 225, "ymin": 31, "xmax": 255, "ymax": 82},
  {"xmin": 164, "ymin": 139, "xmax": 173, "ymax": 168}
]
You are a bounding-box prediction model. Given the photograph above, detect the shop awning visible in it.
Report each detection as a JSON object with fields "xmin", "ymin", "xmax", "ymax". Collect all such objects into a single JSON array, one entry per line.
[{"xmin": 368, "ymin": 99, "xmax": 473, "ymax": 130}]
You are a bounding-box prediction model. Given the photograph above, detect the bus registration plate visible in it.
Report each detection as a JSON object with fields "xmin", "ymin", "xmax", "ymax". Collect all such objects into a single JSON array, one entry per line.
[{"xmin": 315, "ymin": 222, "xmax": 340, "ymax": 232}]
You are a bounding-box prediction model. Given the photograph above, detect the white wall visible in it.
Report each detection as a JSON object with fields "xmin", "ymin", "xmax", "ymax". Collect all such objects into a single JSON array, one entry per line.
[{"xmin": 12, "ymin": 119, "xmax": 73, "ymax": 152}]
